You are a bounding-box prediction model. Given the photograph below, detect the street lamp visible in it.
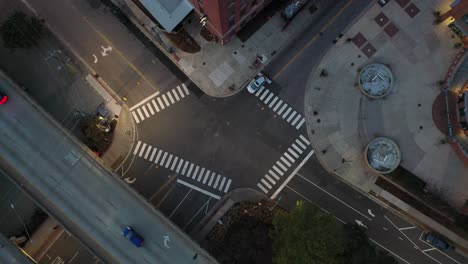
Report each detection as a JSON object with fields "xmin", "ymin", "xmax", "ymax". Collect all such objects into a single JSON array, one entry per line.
[{"xmin": 10, "ymin": 204, "xmax": 33, "ymax": 244}]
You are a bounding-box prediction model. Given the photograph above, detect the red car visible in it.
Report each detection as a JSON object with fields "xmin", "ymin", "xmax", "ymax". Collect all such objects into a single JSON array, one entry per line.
[{"xmin": 0, "ymin": 92, "xmax": 8, "ymax": 105}]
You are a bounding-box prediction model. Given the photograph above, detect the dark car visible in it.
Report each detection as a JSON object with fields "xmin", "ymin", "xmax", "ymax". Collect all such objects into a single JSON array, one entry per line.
[
  {"xmin": 0, "ymin": 91, "xmax": 8, "ymax": 105},
  {"xmin": 425, "ymin": 233, "xmax": 450, "ymax": 250},
  {"xmin": 122, "ymin": 226, "xmax": 144, "ymax": 247}
]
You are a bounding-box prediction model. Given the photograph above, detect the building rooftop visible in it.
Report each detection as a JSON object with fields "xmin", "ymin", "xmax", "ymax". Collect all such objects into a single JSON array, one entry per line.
[{"xmin": 138, "ymin": 0, "xmax": 193, "ymax": 32}]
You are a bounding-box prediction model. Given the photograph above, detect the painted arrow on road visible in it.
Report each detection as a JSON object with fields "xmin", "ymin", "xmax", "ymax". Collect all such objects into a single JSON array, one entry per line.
[
  {"xmin": 368, "ymin": 209, "xmax": 375, "ymax": 217},
  {"xmin": 355, "ymin": 220, "xmax": 368, "ymax": 229},
  {"xmin": 101, "ymin": 45, "xmax": 113, "ymax": 56},
  {"xmin": 124, "ymin": 177, "xmax": 136, "ymax": 184},
  {"xmin": 163, "ymin": 235, "xmax": 171, "ymax": 248}
]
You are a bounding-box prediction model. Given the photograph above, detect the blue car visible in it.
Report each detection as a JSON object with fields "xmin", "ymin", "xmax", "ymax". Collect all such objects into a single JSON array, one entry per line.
[
  {"xmin": 425, "ymin": 233, "xmax": 449, "ymax": 250},
  {"xmin": 122, "ymin": 226, "xmax": 144, "ymax": 247}
]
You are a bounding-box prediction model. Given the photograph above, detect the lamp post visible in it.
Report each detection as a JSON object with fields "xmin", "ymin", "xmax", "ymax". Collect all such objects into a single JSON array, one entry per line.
[{"xmin": 10, "ymin": 204, "xmax": 33, "ymax": 244}]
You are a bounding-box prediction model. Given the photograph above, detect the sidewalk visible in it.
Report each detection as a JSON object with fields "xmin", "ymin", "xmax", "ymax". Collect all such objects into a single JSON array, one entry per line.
[
  {"xmin": 113, "ymin": 0, "xmax": 326, "ymax": 97},
  {"xmin": 304, "ymin": 0, "xmax": 468, "ymax": 251}
]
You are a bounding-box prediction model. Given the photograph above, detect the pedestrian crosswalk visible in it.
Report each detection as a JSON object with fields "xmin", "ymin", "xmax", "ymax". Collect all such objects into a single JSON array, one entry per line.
[
  {"xmin": 131, "ymin": 84, "xmax": 190, "ymax": 124},
  {"xmin": 133, "ymin": 141, "xmax": 232, "ymax": 194},
  {"xmin": 257, "ymin": 135, "xmax": 311, "ymax": 194},
  {"xmin": 252, "ymin": 87, "xmax": 306, "ymax": 130}
]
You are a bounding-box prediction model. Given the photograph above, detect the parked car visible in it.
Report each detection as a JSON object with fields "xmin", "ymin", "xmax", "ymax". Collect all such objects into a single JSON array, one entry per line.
[
  {"xmin": 122, "ymin": 226, "xmax": 144, "ymax": 247},
  {"xmin": 0, "ymin": 91, "xmax": 8, "ymax": 105},
  {"xmin": 424, "ymin": 233, "xmax": 450, "ymax": 250},
  {"xmin": 246, "ymin": 73, "xmax": 272, "ymax": 94}
]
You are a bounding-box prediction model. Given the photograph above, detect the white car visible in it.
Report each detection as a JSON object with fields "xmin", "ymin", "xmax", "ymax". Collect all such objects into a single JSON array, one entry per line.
[{"xmin": 247, "ymin": 74, "xmax": 271, "ymax": 94}]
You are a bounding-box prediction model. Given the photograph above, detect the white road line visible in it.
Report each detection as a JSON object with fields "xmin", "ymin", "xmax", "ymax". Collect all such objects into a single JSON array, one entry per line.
[
  {"xmin": 385, "ymin": 216, "xmax": 420, "ymax": 250},
  {"xmin": 272, "ymin": 165, "xmax": 284, "ymax": 176},
  {"xmin": 131, "ymin": 111, "xmax": 140, "ymax": 124},
  {"xmin": 260, "ymin": 89, "xmax": 270, "ymax": 100},
  {"xmin": 133, "ymin": 141, "xmax": 142, "ymax": 155},
  {"xmin": 136, "ymin": 108, "xmax": 145, "ymax": 121},
  {"xmin": 295, "ymin": 118, "xmax": 305, "ymax": 129},
  {"xmin": 398, "ymin": 226, "xmax": 416, "ymax": 231},
  {"xmin": 255, "ymin": 86, "xmax": 265, "ymax": 97},
  {"xmin": 299, "ymin": 135, "xmax": 310, "ymax": 145},
  {"xmin": 129, "ymin": 91, "xmax": 160, "ymax": 111},
  {"xmin": 167, "ymin": 92, "xmax": 175, "ymax": 104},
  {"xmin": 154, "ymin": 150, "xmax": 162, "ymax": 164},
  {"xmin": 149, "ymin": 148, "xmax": 157, "ymax": 162},
  {"xmin": 182, "ymin": 83, "xmax": 189, "ymax": 95},
  {"xmin": 176, "ymin": 159, "xmax": 183, "ymax": 173},
  {"xmin": 213, "ymin": 175, "xmax": 221, "ymax": 188},
  {"xmin": 292, "ymin": 143, "xmax": 303, "ymax": 154},
  {"xmin": 282, "ymin": 107, "xmax": 292, "ymax": 119},
  {"xmin": 165, "ymin": 154, "xmax": 173, "ymax": 168},
  {"xmin": 418, "ymin": 232, "xmax": 462, "ymax": 264},
  {"xmin": 138, "ymin": 143, "xmax": 147, "ymax": 157},
  {"xmin": 291, "ymin": 114, "xmax": 302, "ymax": 126},
  {"xmin": 170, "ymin": 157, "xmax": 179, "ymax": 171},
  {"xmin": 192, "ymin": 166, "xmax": 200, "ymax": 180},
  {"xmin": 276, "ymin": 161, "xmax": 287, "ymax": 172},
  {"xmin": 261, "ymin": 179, "xmax": 272, "ymax": 189},
  {"xmin": 218, "ymin": 177, "xmax": 227, "ymax": 191},
  {"xmin": 181, "ymin": 161, "xmax": 189, "ymax": 175},
  {"xmin": 268, "ymin": 96, "xmax": 278, "ymax": 108},
  {"xmin": 151, "ymin": 100, "xmax": 160, "ymax": 112},
  {"xmin": 144, "ymin": 145, "xmax": 152, "ymax": 159},
  {"xmin": 257, "ymin": 183, "xmax": 268, "ymax": 193},
  {"xmin": 280, "ymin": 157, "xmax": 291, "ymax": 167},
  {"xmin": 422, "ymin": 248, "xmax": 436, "ymax": 252},
  {"xmin": 269, "ymin": 170, "xmax": 280, "ymax": 180},
  {"xmin": 273, "ymin": 100, "xmax": 283, "ymax": 111},
  {"xmin": 198, "ymin": 168, "xmax": 206, "ymax": 182},
  {"xmin": 295, "ymin": 138, "xmax": 306, "ymax": 149},
  {"xmin": 297, "ymin": 173, "xmax": 373, "ymax": 221},
  {"xmin": 271, "ymin": 150, "xmax": 314, "ymax": 199},
  {"xmin": 265, "ymin": 174, "xmax": 276, "ymax": 185},
  {"xmin": 277, "ymin": 104, "xmax": 288, "ymax": 115},
  {"xmin": 142, "ymin": 105, "xmax": 150, "ymax": 118},
  {"xmin": 224, "ymin": 179, "xmax": 232, "ymax": 193},
  {"xmin": 287, "ymin": 111, "xmax": 297, "ymax": 122},
  {"xmin": 162, "ymin": 94, "xmax": 170, "ymax": 107},
  {"xmin": 369, "ymin": 238, "xmax": 411, "ymax": 264},
  {"xmin": 187, "ymin": 163, "xmax": 194, "ymax": 177},
  {"xmin": 208, "ymin": 172, "xmax": 216, "ymax": 186},
  {"xmin": 286, "ymin": 186, "xmax": 337, "ymax": 220},
  {"xmin": 284, "ymin": 152, "xmax": 295, "ymax": 163},
  {"xmin": 177, "ymin": 86, "xmax": 185, "ymax": 98},
  {"xmin": 264, "ymin": 93, "xmax": 274, "ymax": 104},
  {"xmin": 202, "ymin": 170, "xmax": 210, "ymax": 184},
  {"xmin": 177, "ymin": 179, "xmax": 220, "ymax": 200},
  {"xmin": 172, "ymin": 89, "xmax": 180, "ymax": 101},
  {"xmin": 147, "ymin": 103, "xmax": 155, "ymax": 115},
  {"xmin": 159, "ymin": 152, "xmax": 168, "ymax": 166},
  {"xmin": 169, "ymin": 189, "xmax": 192, "ymax": 218},
  {"xmin": 288, "ymin": 148, "xmax": 299, "ymax": 159},
  {"xmin": 157, "ymin": 97, "xmax": 165, "ymax": 110}
]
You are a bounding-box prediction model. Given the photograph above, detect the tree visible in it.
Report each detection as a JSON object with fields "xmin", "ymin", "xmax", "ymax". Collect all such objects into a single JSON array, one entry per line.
[
  {"xmin": 339, "ymin": 224, "xmax": 397, "ymax": 264},
  {"xmin": 0, "ymin": 11, "xmax": 44, "ymax": 51},
  {"xmin": 270, "ymin": 201, "xmax": 343, "ymax": 264}
]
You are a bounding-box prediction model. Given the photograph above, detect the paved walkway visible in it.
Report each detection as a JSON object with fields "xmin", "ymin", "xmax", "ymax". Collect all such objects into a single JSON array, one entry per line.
[{"xmin": 304, "ymin": 0, "xmax": 468, "ymax": 248}]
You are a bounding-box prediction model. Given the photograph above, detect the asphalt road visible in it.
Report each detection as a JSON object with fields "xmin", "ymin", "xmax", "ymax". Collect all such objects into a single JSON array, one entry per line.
[{"xmin": 12, "ymin": 0, "xmax": 468, "ymax": 263}]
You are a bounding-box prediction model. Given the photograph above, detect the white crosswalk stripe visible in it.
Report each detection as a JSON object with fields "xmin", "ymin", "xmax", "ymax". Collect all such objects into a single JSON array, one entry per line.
[
  {"xmin": 142, "ymin": 105, "xmax": 150, "ymax": 118},
  {"xmin": 159, "ymin": 152, "xmax": 168, "ymax": 165},
  {"xmin": 276, "ymin": 160, "xmax": 287, "ymax": 172},
  {"xmin": 203, "ymin": 170, "xmax": 210, "ymax": 184},
  {"xmin": 147, "ymin": 103, "xmax": 155, "ymax": 115},
  {"xmin": 176, "ymin": 159, "xmax": 184, "ymax": 173},
  {"xmin": 292, "ymin": 143, "xmax": 303, "ymax": 154},
  {"xmin": 273, "ymin": 165, "xmax": 284, "ymax": 176},
  {"xmin": 273, "ymin": 100, "xmax": 283, "ymax": 111},
  {"xmin": 296, "ymin": 118, "xmax": 305, "ymax": 129},
  {"xmin": 278, "ymin": 104, "xmax": 288, "ymax": 115},
  {"xmin": 288, "ymin": 148, "xmax": 299, "ymax": 159},
  {"xmin": 181, "ymin": 161, "xmax": 189, "ymax": 175},
  {"xmin": 280, "ymin": 156, "xmax": 291, "ymax": 167},
  {"xmin": 144, "ymin": 145, "xmax": 152, "ymax": 159},
  {"xmin": 187, "ymin": 163, "xmax": 194, "ymax": 177},
  {"xmin": 264, "ymin": 93, "xmax": 274, "ymax": 104},
  {"xmin": 287, "ymin": 111, "xmax": 297, "ymax": 122},
  {"xmin": 268, "ymin": 96, "xmax": 278, "ymax": 108},
  {"xmin": 265, "ymin": 174, "xmax": 276, "ymax": 185},
  {"xmin": 260, "ymin": 89, "xmax": 270, "ymax": 100},
  {"xmin": 167, "ymin": 92, "xmax": 175, "ymax": 104},
  {"xmin": 172, "ymin": 89, "xmax": 180, "ymax": 101},
  {"xmin": 261, "ymin": 179, "xmax": 272, "ymax": 189},
  {"xmin": 224, "ymin": 179, "xmax": 232, "ymax": 193},
  {"xmin": 295, "ymin": 138, "xmax": 307, "ymax": 149},
  {"xmin": 154, "ymin": 150, "xmax": 163, "ymax": 164},
  {"xmin": 157, "ymin": 97, "xmax": 165, "ymax": 110},
  {"xmin": 269, "ymin": 170, "xmax": 280, "ymax": 180},
  {"xmin": 139, "ymin": 143, "xmax": 147, "ymax": 157},
  {"xmin": 162, "ymin": 94, "xmax": 170, "ymax": 107},
  {"xmin": 208, "ymin": 172, "xmax": 216, "ymax": 186},
  {"xmin": 133, "ymin": 141, "xmax": 142, "ymax": 155},
  {"xmin": 182, "ymin": 83, "xmax": 190, "ymax": 95},
  {"xmin": 149, "ymin": 148, "xmax": 157, "ymax": 161},
  {"xmin": 282, "ymin": 107, "xmax": 292, "ymax": 119},
  {"xmin": 170, "ymin": 156, "xmax": 179, "ymax": 170},
  {"xmin": 291, "ymin": 114, "xmax": 302, "ymax": 126},
  {"xmin": 198, "ymin": 168, "xmax": 206, "ymax": 182},
  {"xmin": 257, "ymin": 183, "xmax": 268, "ymax": 193},
  {"xmin": 132, "ymin": 111, "xmax": 140, "ymax": 123},
  {"xmin": 192, "ymin": 166, "xmax": 200, "ymax": 180},
  {"xmin": 218, "ymin": 177, "xmax": 227, "ymax": 191},
  {"xmin": 213, "ymin": 175, "xmax": 221, "ymax": 188},
  {"xmin": 299, "ymin": 135, "xmax": 310, "ymax": 145},
  {"xmin": 165, "ymin": 154, "xmax": 173, "ymax": 168},
  {"xmin": 152, "ymin": 100, "xmax": 160, "ymax": 112},
  {"xmin": 177, "ymin": 86, "xmax": 185, "ymax": 98},
  {"xmin": 255, "ymin": 86, "xmax": 265, "ymax": 96},
  {"xmin": 136, "ymin": 108, "xmax": 145, "ymax": 121},
  {"xmin": 284, "ymin": 152, "xmax": 295, "ymax": 163}
]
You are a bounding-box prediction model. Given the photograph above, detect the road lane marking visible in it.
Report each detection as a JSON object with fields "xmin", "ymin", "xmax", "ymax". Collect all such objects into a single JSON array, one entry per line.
[
  {"xmin": 269, "ymin": 170, "xmax": 280, "ymax": 180},
  {"xmin": 167, "ymin": 91, "xmax": 175, "ymax": 104},
  {"xmin": 276, "ymin": 161, "xmax": 287, "ymax": 172},
  {"xmin": 177, "ymin": 85, "xmax": 185, "ymax": 98},
  {"xmin": 399, "ymin": 226, "xmax": 416, "ymax": 231},
  {"xmin": 202, "ymin": 170, "xmax": 210, "ymax": 184},
  {"xmin": 177, "ymin": 180, "xmax": 220, "ymax": 200},
  {"xmin": 271, "ymin": 150, "xmax": 314, "ymax": 200},
  {"xmin": 280, "ymin": 157, "xmax": 291, "ymax": 167},
  {"xmin": 218, "ymin": 177, "xmax": 227, "ymax": 191},
  {"xmin": 295, "ymin": 138, "xmax": 306, "ymax": 149},
  {"xmin": 369, "ymin": 238, "xmax": 410, "ymax": 264},
  {"xmin": 418, "ymin": 232, "xmax": 462, "ymax": 264},
  {"xmin": 164, "ymin": 154, "xmax": 173, "ymax": 168},
  {"xmin": 129, "ymin": 91, "xmax": 161, "ymax": 111},
  {"xmin": 198, "ymin": 168, "xmax": 206, "ymax": 182},
  {"xmin": 297, "ymin": 173, "xmax": 372, "ymax": 221},
  {"xmin": 213, "ymin": 175, "xmax": 221, "ymax": 188},
  {"xmin": 169, "ymin": 189, "xmax": 192, "ymax": 218},
  {"xmin": 208, "ymin": 172, "xmax": 216, "ymax": 186},
  {"xmin": 152, "ymin": 100, "xmax": 160, "ymax": 112},
  {"xmin": 422, "ymin": 248, "xmax": 436, "ymax": 252},
  {"xmin": 154, "ymin": 150, "xmax": 162, "ymax": 164},
  {"xmin": 144, "ymin": 145, "xmax": 152, "ymax": 159},
  {"xmin": 265, "ymin": 174, "xmax": 276, "ymax": 185},
  {"xmin": 264, "ymin": 93, "xmax": 274, "ymax": 104},
  {"xmin": 181, "ymin": 161, "xmax": 189, "ymax": 175},
  {"xmin": 224, "ymin": 179, "xmax": 232, "ymax": 193},
  {"xmin": 187, "ymin": 163, "xmax": 194, "ymax": 177},
  {"xmin": 284, "ymin": 152, "xmax": 295, "ymax": 163},
  {"xmin": 192, "ymin": 166, "xmax": 200, "ymax": 180},
  {"xmin": 268, "ymin": 96, "xmax": 278, "ymax": 108},
  {"xmin": 157, "ymin": 97, "xmax": 165, "ymax": 110},
  {"xmin": 176, "ymin": 159, "xmax": 183, "ymax": 173},
  {"xmin": 282, "ymin": 107, "xmax": 292, "ymax": 119},
  {"xmin": 133, "ymin": 141, "xmax": 141, "ymax": 155},
  {"xmin": 147, "ymin": 103, "xmax": 155, "ymax": 115},
  {"xmin": 160, "ymin": 152, "xmax": 168, "ymax": 165},
  {"xmin": 288, "ymin": 148, "xmax": 299, "ymax": 159},
  {"xmin": 172, "ymin": 89, "xmax": 180, "ymax": 101},
  {"xmin": 272, "ymin": 0, "xmax": 355, "ymax": 80},
  {"xmin": 132, "ymin": 111, "xmax": 140, "ymax": 123},
  {"xmin": 255, "ymin": 86, "xmax": 265, "ymax": 96},
  {"xmin": 261, "ymin": 179, "xmax": 272, "ymax": 189},
  {"xmin": 278, "ymin": 104, "xmax": 288, "ymax": 115},
  {"xmin": 138, "ymin": 143, "xmax": 147, "ymax": 157},
  {"xmin": 182, "ymin": 83, "xmax": 189, "ymax": 95},
  {"xmin": 170, "ymin": 156, "xmax": 178, "ymax": 170},
  {"xmin": 295, "ymin": 118, "xmax": 306, "ymax": 129},
  {"xmin": 260, "ymin": 89, "xmax": 270, "ymax": 100},
  {"xmin": 141, "ymin": 105, "xmax": 150, "ymax": 118},
  {"xmin": 257, "ymin": 183, "xmax": 268, "ymax": 193},
  {"xmin": 292, "ymin": 143, "xmax": 303, "ymax": 154},
  {"xmin": 162, "ymin": 94, "xmax": 170, "ymax": 107},
  {"xmin": 286, "ymin": 111, "xmax": 297, "ymax": 122},
  {"xmin": 384, "ymin": 216, "xmax": 419, "ymax": 249},
  {"xmin": 299, "ymin": 135, "xmax": 310, "ymax": 145},
  {"xmin": 273, "ymin": 100, "xmax": 283, "ymax": 111},
  {"xmin": 272, "ymin": 165, "xmax": 284, "ymax": 176},
  {"xmin": 291, "ymin": 114, "xmax": 302, "ymax": 126},
  {"xmin": 136, "ymin": 108, "xmax": 145, "ymax": 121},
  {"xmin": 149, "ymin": 148, "xmax": 157, "ymax": 161}
]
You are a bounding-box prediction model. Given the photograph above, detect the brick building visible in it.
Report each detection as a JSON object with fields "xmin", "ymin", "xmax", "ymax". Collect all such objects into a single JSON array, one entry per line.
[{"xmin": 189, "ymin": 0, "xmax": 271, "ymax": 44}]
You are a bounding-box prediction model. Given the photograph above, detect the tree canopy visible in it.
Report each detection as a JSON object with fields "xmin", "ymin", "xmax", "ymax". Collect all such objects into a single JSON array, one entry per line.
[
  {"xmin": 270, "ymin": 201, "xmax": 343, "ymax": 264},
  {"xmin": 1, "ymin": 11, "xmax": 44, "ymax": 51}
]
